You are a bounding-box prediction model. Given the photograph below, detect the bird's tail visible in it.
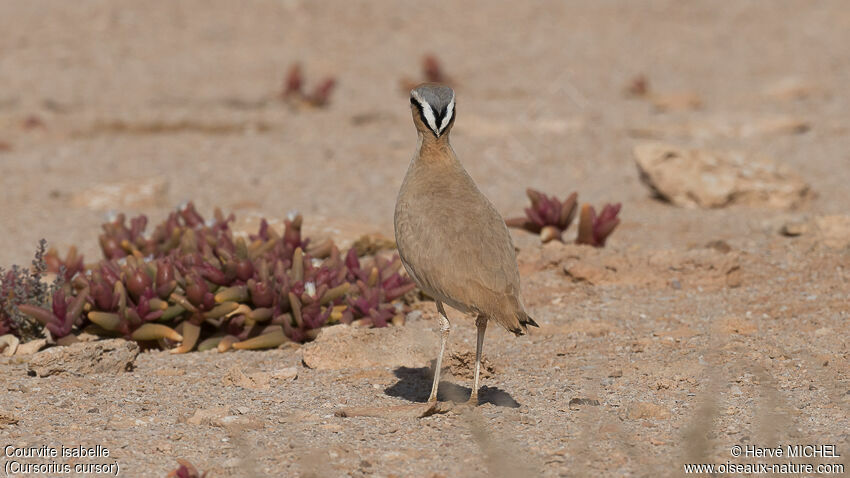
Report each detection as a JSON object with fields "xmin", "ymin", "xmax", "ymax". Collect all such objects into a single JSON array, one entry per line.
[{"xmin": 512, "ymin": 311, "xmax": 539, "ymax": 336}]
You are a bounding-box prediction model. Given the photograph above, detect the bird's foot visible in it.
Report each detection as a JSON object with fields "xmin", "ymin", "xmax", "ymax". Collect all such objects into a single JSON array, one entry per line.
[
  {"xmin": 465, "ymin": 395, "xmax": 480, "ymax": 407},
  {"xmin": 420, "ymin": 400, "xmax": 454, "ymax": 418}
]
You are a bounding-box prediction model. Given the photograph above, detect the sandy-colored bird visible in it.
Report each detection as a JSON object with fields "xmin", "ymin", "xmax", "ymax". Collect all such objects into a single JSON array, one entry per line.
[{"xmin": 394, "ymin": 84, "xmax": 538, "ymax": 406}]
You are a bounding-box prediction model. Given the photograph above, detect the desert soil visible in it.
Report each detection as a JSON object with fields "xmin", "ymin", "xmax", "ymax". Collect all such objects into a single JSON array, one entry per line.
[{"xmin": 1, "ymin": 1, "xmax": 848, "ymax": 476}]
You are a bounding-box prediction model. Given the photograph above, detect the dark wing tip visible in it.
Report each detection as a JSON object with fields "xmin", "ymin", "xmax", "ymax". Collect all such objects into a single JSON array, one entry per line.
[{"xmin": 523, "ymin": 316, "xmax": 540, "ymax": 328}]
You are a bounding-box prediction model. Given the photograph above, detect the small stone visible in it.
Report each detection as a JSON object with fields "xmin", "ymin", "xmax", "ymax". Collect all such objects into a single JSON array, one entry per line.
[
  {"xmin": 27, "ymin": 339, "xmax": 139, "ymax": 377},
  {"xmin": 221, "ymin": 366, "xmax": 270, "ymax": 390},
  {"xmin": 725, "ymin": 266, "xmax": 743, "ymax": 288},
  {"xmin": 15, "ymin": 338, "xmax": 47, "ymax": 356},
  {"xmin": 271, "ymin": 367, "xmax": 298, "ymax": 381},
  {"xmin": 568, "ymin": 398, "xmax": 601, "ymax": 410},
  {"xmin": 706, "ymin": 240, "xmax": 732, "ymax": 253},
  {"xmin": 0, "ymin": 335, "xmax": 20, "ymax": 357},
  {"xmin": 780, "ymin": 220, "xmax": 808, "ymax": 237},
  {"xmin": 405, "ymin": 310, "xmax": 423, "ymax": 322},
  {"xmin": 0, "ymin": 413, "xmax": 18, "ymax": 429}
]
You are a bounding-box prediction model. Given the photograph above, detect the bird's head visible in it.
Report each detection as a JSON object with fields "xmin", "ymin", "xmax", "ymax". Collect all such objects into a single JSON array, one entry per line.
[{"xmin": 409, "ymin": 83, "xmax": 455, "ymax": 138}]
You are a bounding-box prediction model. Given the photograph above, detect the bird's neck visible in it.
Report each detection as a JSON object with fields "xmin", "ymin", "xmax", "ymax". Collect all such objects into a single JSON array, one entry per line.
[{"xmin": 415, "ymin": 133, "xmax": 455, "ymax": 164}]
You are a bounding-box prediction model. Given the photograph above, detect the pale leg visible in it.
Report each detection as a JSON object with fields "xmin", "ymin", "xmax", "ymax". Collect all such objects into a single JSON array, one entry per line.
[
  {"xmin": 428, "ymin": 301, "xmax": 451, "ymax": 403},
  {"xmin": 468, "ymin": 315, "xmax": 488, "ymax": 405}
]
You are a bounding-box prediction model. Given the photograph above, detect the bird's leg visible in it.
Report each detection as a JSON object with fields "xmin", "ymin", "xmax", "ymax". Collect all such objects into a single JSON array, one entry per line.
[
  {"xmin": 428, "ymin": 301, "xmax": 451, "ymax": 403},
  {"xmin": 468, "ymin": 315, "xmax": 488, "ymax": 406}
]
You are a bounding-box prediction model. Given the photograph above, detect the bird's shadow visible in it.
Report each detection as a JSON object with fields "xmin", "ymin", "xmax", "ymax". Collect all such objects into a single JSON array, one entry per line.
[{"xmin": 384, "ymin": 364, "xmax": 520, "ymax": 408}]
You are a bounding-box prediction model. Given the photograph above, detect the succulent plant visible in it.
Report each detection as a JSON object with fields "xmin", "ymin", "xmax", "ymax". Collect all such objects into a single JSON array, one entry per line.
[
  {"xmin": 0, "ymin": 240, "xmax": 63, "ymax": 340},
  {"xmin": 344, "ymin": 248, "xmax": 416, "ymax": 327},
  {"xmin": 17, "ymin": 286, "xmax": 88, "ymax": 339},
  {"xmin": 281, "ymin": 63, "xmax": 337, "ymax": 108},
  {"xmin": 505, "ymin": 188, "xmax": 578, "ymax": 243},
  {"xmin": 423, "ymin": 54, "xmax": 448, "ymax": 84},
  {"xmin": 576, "ymin": 203, "xmax": 621, "ymax": 247},
  {"xmin": 506, "ymin": 188, "xmax": 620, "ymax": 247},
  {"xmin": 166, "ymin": 459, "xmax": 206, "ymax": 478},
  {"xmin": 2, "ymin": 203, "xmax": 416, "ymax": 351},
  {"xmin": 400, "ymin": 54, "xmax": 453, "ymax": 92}
]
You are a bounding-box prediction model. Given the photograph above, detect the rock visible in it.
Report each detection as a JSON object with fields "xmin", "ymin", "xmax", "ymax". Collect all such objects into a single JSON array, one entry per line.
[
  {"xmin": 780, "ymin": 220, "xmax": 809, "ymax": 237},
  {"xmin": 72, "ymin": 176, "xmax": 169, "ymax": 210},
  {"xmin": 725, "ymin": 266, "xmax": 743, "ymax": 288},
  {"xmin": 15, "ymin": 338, "xmax": 47, "ymax": 356},
  {"xmin": 568, "ymin": 398, "xmax": 601, "ymax": 410},
  {"xmin": 271, "ymin": 366, "xmax": 298, "ymax": 381},
  {"xmin": 813, "ymin": 215, "xmax": 850, "ymax": 249},
  {"xmin": 0, "ymin": 334, "xmax": 20, "ymax": 356},
  {"xmin": 705, "ymin": 240, "xmax": 732, "ymax": 253},
  {"xmin": 27, "ymin": 339, "xmax": 139, "ymax": 377},
  {"xmin": 302, "ymin": 324, "xmax": 433, "ymax": 370},
  {"xmin": 779, "ymin": 215, "xmax": 850, "ymax": 249},
  {"xmin": 627, "ymin": 402, "xmax": 671, "ymax": 420},
  {"xmin": 634, "ymin": 142, "xmax": 811, "ymax": 209},
  {"xmin": 221, "ymin": 366, "xmax": 270, "ymax": 390},
  {"xmin": 186, "ymin": 407, "xmax": 227, "ymax": 426},
  {"xmin": 448, "ymin": 351, "xmax": 496, "ymax": 380},
  {"xmin": 0, "ymin": 412, "xmax": 18, "ymax": 429}
]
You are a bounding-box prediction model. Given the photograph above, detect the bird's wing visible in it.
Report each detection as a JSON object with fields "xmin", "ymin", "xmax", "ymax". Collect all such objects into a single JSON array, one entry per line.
[{"xmin": 410, "ymin": 182, "xmax": 521, "ymax": 308}]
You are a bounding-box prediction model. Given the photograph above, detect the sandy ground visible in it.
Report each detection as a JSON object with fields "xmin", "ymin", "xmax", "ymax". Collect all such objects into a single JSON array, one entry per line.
[{"xmin": 1, "ymin": 1, "xmax": 849, "ymax": 476}]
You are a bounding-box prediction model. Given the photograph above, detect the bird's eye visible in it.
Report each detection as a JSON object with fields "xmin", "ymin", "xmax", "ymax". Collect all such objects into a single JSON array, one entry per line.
[{"xmin": 410, "ymin": 98, "xmax": 417, "ymax": 107}]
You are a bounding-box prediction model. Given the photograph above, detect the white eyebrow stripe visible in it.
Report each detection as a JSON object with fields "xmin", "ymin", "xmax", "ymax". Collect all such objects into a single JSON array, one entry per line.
[
  {"xmin": 411, "ymin": 90, "xmax": 439, "ymax": 134},
  {"xmin": 439, "ymin": 96, "xmax": 455, "ymax": 133},
  {"xmin": 421, "ymin": 103, "xmax": 438, "ymax": 134}
]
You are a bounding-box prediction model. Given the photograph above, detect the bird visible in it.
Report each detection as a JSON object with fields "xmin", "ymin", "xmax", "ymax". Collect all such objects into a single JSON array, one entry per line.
[{"xmin": 394, "ymin": 83, "xmax": 538, "ymax": 406}]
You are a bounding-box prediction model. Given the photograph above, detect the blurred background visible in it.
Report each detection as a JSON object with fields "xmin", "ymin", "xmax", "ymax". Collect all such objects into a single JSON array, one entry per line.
[{"xmin": 1, "ymin": 0, "xmax": 848, "ymax": 265}]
